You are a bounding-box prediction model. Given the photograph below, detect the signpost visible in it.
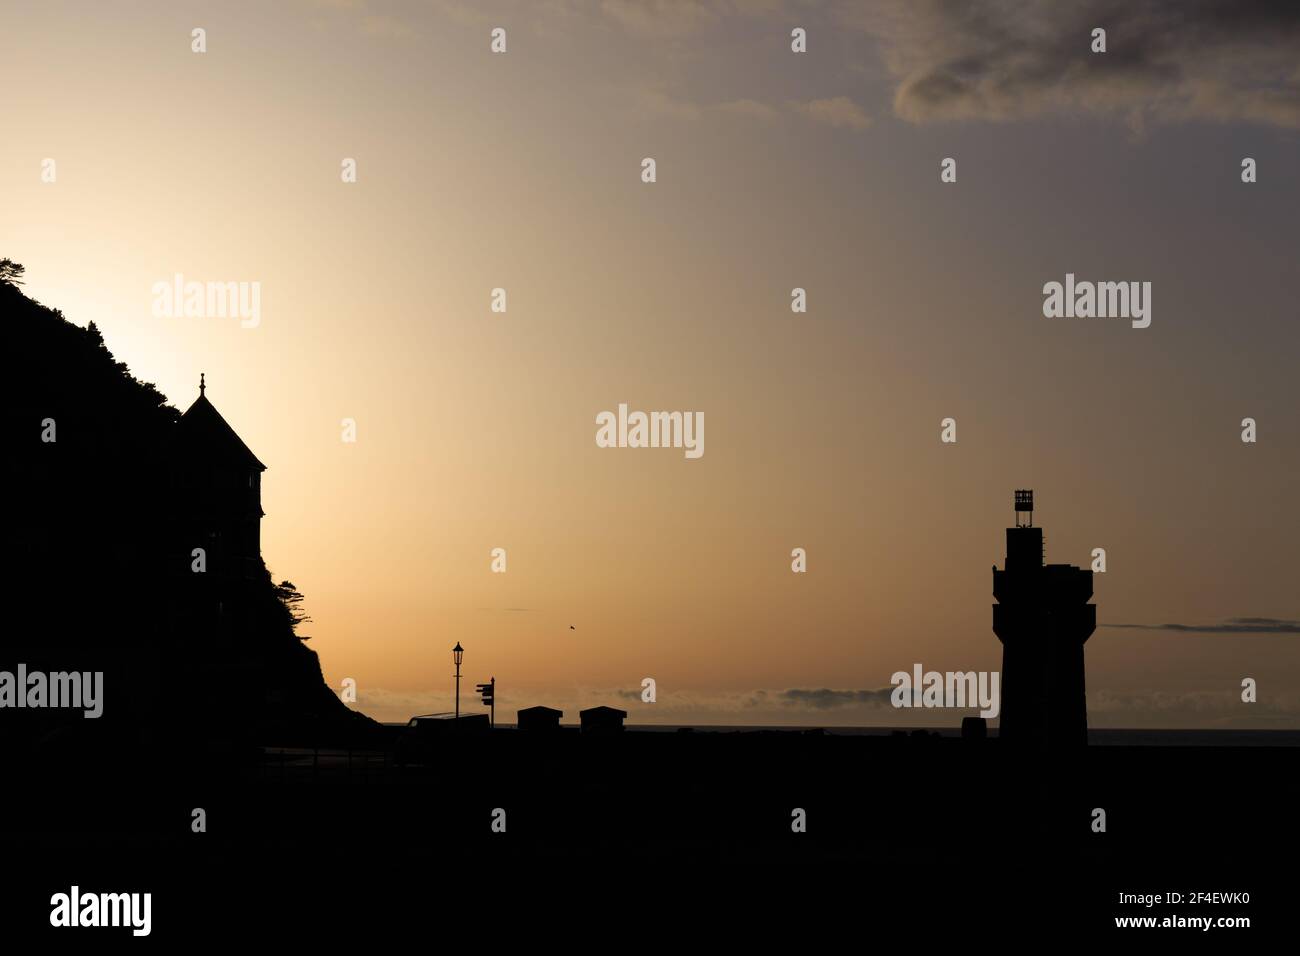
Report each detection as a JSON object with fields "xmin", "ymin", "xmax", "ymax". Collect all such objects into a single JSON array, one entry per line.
[{"xmin": 477, "ymin": 677, "xmax": 495, "ymax": 729}]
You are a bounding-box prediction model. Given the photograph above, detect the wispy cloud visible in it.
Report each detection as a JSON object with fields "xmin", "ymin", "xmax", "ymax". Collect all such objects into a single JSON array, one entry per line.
[
  {"xmin": 1088, "ymin": 688, "xmax": 1300, "ymax": 727},
  {"xmin": 778, "ymin": 687, "xmax": 895, "ymax": 709},
  {"xmin": 361, "ymin": 13, "xmax": 416, "ymax": 39},
  {"xmin": 600, "ymin": 0, "xmax": 720, "ymax": 38},
  {"xmin": 795, "ymin": 95, "xmax": 871, "ymax": 130},
  {"xmin": 302, "ymin": 0, "xmax": 1300, "ymax": 132},
  {"xmin": 298, "ymin": 0, "xmax": 418, "ymax": 38},
  {"xmin": 1101, "ymin": 617, "xmax": 1300, "ymax": 634},
  {"xmin": 717, "ymin": 97, "xmax": 779, "ymax": 120},
  {"xmin": 841, "ymin": 0, "xmax": 1300, "ymax": 129},
  {"xmin": 639, "ymin": 87, "xmax": 868, "ymax": 130}
]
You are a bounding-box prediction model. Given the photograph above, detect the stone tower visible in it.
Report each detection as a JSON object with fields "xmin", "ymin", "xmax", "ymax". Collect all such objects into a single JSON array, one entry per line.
[
  {"xmin": 992, "ymin": 491, "xmax": 1095, "ymax": 747},
  {"xmin": 174, "ymin": 374, "xmax": 266, "ymax": 579}
]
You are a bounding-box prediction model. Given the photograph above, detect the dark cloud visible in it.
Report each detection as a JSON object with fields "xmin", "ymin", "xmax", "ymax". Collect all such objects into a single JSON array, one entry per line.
[
  {"xmin": 1088, "ymin": 688, "xmax": 1300, "ymax": 719},
  {"xmin": 1101, "ymin": 617, "xmax": 1300, "ymax": 634},
  {"xmin": 778, "ymin": 687, "xmax": 896, "ymax": 710},
  {"xmin": 846, "ymin": 0, "xmax": 1300, "ymax": 128}
]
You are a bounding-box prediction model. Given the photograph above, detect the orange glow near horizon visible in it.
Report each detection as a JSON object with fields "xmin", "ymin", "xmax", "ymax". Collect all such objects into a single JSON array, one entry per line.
[{"xmin": 4, "ymin": 1, "xmax": 1298, "ymax": 729}]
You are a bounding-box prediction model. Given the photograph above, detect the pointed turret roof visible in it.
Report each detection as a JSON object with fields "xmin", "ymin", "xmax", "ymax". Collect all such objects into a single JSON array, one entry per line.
[{"xmin": 176, "ymin": 374, "xmax": 266, "ymax": 470}]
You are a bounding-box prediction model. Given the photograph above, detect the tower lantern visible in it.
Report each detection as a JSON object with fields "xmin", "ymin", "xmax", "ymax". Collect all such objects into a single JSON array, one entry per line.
[{"xmin": 1014, "ymin": 489, "xmax": 1033, "ymax": 527}]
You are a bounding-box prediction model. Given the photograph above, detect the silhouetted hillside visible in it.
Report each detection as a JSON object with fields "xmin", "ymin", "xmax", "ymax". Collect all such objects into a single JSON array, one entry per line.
[{"xmin": 1, "ymin": 277, "xmax": 375, "ymax": 759}]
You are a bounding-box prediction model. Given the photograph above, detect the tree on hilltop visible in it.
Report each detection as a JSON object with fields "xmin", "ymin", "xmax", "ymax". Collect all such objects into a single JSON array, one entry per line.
[{"xmin": 0, "ymin": 258, "xmax": 25, "ymax": 286}]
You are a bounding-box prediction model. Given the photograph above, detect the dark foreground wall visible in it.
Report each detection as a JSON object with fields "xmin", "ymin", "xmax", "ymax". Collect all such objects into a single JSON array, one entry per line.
[{"xmin": 3, "ymin": 730, "xmax": 1292, "ymax": 941}]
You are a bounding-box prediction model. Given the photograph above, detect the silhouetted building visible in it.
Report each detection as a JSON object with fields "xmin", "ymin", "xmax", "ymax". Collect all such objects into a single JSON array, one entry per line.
[
  {"xmin": 961, "ymin": 716, "xmax": 988, "ymax": 740},
  {"xmin": 409, "ymin": 714, "xmax": 491, "ymax": 736},
  {"xmin": 579, "ymin": 706, "xmax": 627, "ymax": 734},
  {"xmin": 174, "ymin": 375, "xmax": 266, "ymax": 578},
  {"xmin": 992, "ymin": 490, "xmax": 1095, "ymax": 747},
  {"xmin": 517, "ymin": 706, "xmax": 563, "ymax": 732}
]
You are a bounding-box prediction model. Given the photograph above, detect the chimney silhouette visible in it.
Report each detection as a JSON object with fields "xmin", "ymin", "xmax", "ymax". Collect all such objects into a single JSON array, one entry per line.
[{"xmin": 992, "ymin": 491, "xmax": 1095, "ymax": 747}]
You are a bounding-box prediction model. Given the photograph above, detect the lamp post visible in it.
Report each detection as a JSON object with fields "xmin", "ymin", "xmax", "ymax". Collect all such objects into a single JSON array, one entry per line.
[{"xmin": 453, "ymin": 642, "xmax": 464, "ymax": 719}]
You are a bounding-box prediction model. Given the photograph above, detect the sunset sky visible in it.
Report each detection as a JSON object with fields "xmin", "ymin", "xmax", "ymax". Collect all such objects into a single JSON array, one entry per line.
[{"xmin": 4, "ymin": 0, "xmax": 1298, "ymax": 727}]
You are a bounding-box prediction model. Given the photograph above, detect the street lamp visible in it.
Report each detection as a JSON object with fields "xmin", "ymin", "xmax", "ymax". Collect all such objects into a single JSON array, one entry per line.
[{"xmin": 453, "ymin": 642, "xmax": 464, "ymax": 719}]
